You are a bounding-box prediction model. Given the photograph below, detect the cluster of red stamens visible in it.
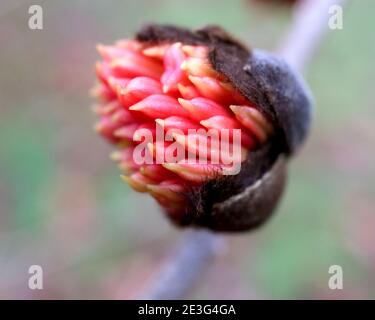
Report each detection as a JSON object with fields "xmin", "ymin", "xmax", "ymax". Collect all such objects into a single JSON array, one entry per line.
[{"xmin": 92, "ymin": 39, "xmax": 273, "ymax": 217}]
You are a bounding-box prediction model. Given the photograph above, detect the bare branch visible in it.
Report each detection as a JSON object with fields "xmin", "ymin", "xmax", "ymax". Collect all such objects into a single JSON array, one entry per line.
[
  {"xmin": 140, "ymin": 230, "xmax": 224, "ymax": 300},
  {"xmin": 278, "ymin": 0, "xmax": 346, "ymax": 72}
]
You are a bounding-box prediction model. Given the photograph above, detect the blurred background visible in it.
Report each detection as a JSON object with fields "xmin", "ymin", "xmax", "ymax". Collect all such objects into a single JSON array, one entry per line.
[{"xmin": 0, "ymin": 0, "xmax": 374, "ymax": 299}]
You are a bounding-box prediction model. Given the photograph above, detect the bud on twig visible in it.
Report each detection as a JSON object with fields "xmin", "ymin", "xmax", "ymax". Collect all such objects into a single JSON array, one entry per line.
[{"xmin": 92, "ymin": 24, "xmax": 312, "ymax": 232}]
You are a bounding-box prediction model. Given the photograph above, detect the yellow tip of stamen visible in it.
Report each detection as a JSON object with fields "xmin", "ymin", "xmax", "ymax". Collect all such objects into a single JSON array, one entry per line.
[
  {"xmin": 133, "ymin": 131, "xmax": 141, "ymax": 141},
  {"xmin": 121, "ymin": 175, "xmax": 148, "ymax": 192},
  {"xmin": 107, "ymin": 76, "xmax": 115, "ymax": 84},
  {"xmin": 95, "ymin": 61, "xmax": 102, "ymax": 71},
  {"xmin": 178, "ymin": 98, "xmax": 196, "ymax": 115},
  {"xmin": 142, "ymin": 44, "xmax": 167, "ymax": 58},
  {"xmin": 146, "ymin": 184, "xmax": 182, "ymax": 202},
  {"xmin": 171, "ymin": 132, "xmax": 185, "ymax": 145},
  {"xmin": 113, "ymin": 129, "xmax": 124, "ymax": 138},
  {"xmin": 107, "ymin": 77, "xmax": 122, "ymax": 94},
  {"xmin": 117, "ymin": 141, "xmax": 132, "ymax": 148},
  {"xmin": 177, "ymin": 83, "xmax": 185, "ymax": 90},
  {"xmin": 96, "ymin": 43, "xmax": 106, "ymax": 54},
  {"xmin": 219, "ymin": 81, "xmax": 234, "ymax": 91},
  {"xmin": 146, "ymin": 184, "xmax": 159, "ymax": 192},
  {"xmin": 177, "ymin": 98, "xmax": 191, "ymax": 110},
  {"xmin": 155, "ymin": 118, "xmax": 165, "ymax": 128},
  {"xmin": 111, "ymin": 112, "xmax": 121, "ymax": 122},
  {"xmin": 229, "ymin": 104, "xmax": 241, "ymax": 114},
  {"xmin": 142, "ymin": 47, "xmax": 158, "ymax": 56},
  {"xmin": 188, "ymin": 75, "xmax": 200, "ymax": 84},
  {"xmin": 109, "ymin": 58, "xmax": 124, "ymax": 69},
  {"xmin": 89, "ymin": 86, "xmax": 100, "ymax": 98},
  {"xmin": 129, "ymin": 104, "xmax": 143, "ymax": 111},
  {"xmin": 94, "ymin": 123, "xmax": 102, "ymax": 132},
  {"xmin": 120, "ymin": 175, "xmax": 131, "ymax": 184},
  {"xmin": 110, "ymin": 151, "xmax": 122, "ymax": 162},
  {"xmin": 181, "ymin": 45, "xmax": 194, "ymax": 56},
  {"xmin": 119, "ymin": 87, "xmax": 128, "ymax": 95},
  {"xmin": 180, "ymin": 60, "xmax": 188, "ymax": 71},
  {"xmin": 177, "ymin": 84, "xmax": 189, "ymax": 96},
  {"xmin": 162, "ymin": 163, "xmax": 180, "ymax": 173},
  {"xmin": 199, "ymin": 120, "xmax": 209, "ymax": 128},
  {"xmin": 146, "ymin": 143, "xmax": 155, "ymax": 155}
]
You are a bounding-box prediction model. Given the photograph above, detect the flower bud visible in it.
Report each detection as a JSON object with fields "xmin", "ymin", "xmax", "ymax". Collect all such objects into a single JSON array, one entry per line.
[{"xmin": 92, "ymin": 24, "xmax": 312, "ymax": 232}]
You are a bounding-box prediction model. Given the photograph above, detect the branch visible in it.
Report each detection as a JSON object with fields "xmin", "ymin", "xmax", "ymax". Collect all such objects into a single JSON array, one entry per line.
[
  {"xmin": 140, "ymin": 230, "xmax": 224, "ymax": 300},
  {"xmin": 139, "ymin": 0, "xmax": 346, "ymax": 300},
  {"xmin": 278, "ymin": 0, "xmax": 346, "ymax": 72}
]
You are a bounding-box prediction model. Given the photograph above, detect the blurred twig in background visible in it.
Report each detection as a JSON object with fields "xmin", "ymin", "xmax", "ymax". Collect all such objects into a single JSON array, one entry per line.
[
  {"xmin": 140, "ymin": 0, "xmax": 346, "ymax": 300},
  {"xmin": 141, "ymin": 230, "xmax": 224, "ymax": 299},
  {"xmin": 279, "ymin": 0, "xmax": 346, "ymax": 72}
]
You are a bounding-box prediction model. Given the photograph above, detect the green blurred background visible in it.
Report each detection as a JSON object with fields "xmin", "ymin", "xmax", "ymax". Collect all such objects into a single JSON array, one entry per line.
[{"xmin": 0, "ymin": 0, "xmax": 374, "ymax": 299}]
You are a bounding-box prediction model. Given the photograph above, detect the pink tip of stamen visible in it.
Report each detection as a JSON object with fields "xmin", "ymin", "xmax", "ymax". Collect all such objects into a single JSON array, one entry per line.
[
  {"xmin": 120, "ymin": 76, "xmax": 162, "ymax": 106},
  {"xmin": 121, "ymin": 172, "xmax": 156, "ymax": 193},
  {"xmin": 161, "ymin": 116, "xmax": 203, "ymax": 133},
  {"xmin": 130, "ymin": 94, "xmax": 190, "ymax": 119},
  {"xmin": 229, "ymin": 105, "xmax": 270, "ymax": 143},
  {"xmin": 182, "ymin": 45, "xmax": 208, "ymax": 58},
  {"xmin": 178, "ymin": 97, "xmax": 230, "ymax": 121},
  {"xmin": 188, "ymin": 75, "xmax": 234, "ymax": 103},
  {"xmin": 110, "ymin": 52, "xmax": 163, "ymax": 79},
  {"xmin": 140, "ymin": 164, "xmax": 177, "ymax": 181},
  {"xmin": 177, "ymin": 83, "xmax": 200, "ymax": 99},
  {"xmin": 142, "ymin": 44, "xmax": 168, "ymax": 59},
  {"xmin": 181, "ymin": 57, "xmax": 221, "ymax": 78},
  {"xmin": 161, "ymin": 43, "xmax": 186, "ymax": 93}
]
